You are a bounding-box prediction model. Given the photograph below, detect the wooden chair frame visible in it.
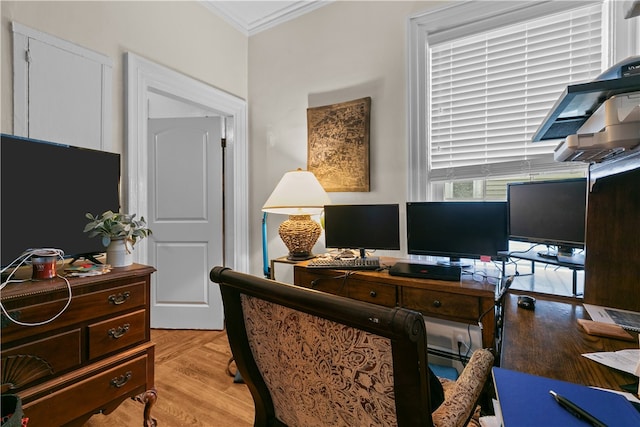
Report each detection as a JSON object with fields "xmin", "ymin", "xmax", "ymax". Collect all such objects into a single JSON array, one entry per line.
[{"xmin": 211, "ymin": 266, "xmax": 449, "ymax": 426}]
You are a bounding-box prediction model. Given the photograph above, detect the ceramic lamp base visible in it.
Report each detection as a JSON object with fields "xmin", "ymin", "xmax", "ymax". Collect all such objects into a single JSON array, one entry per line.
[{"xmin": 278, "ymin": 214, "xmax": 321, "ymax": 261}]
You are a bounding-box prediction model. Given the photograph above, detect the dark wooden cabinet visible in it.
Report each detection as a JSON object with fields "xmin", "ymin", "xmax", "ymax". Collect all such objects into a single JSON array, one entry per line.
[
  {"xmin": 1, "ymin": 264, "xmax": 156, "ymax": 426},
  {"xmin": 584, "ymin": 165, "xmax": 640, "ymax": 312}
]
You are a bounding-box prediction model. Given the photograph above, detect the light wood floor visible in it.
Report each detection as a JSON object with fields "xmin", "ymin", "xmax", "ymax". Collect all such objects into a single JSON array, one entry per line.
[{"xmin": 84, "ymin": 329, "xmax": 254, "ymax": 426}]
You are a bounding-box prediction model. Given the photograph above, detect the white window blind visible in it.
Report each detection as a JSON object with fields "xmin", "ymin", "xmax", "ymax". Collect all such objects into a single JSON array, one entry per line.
[{"xmin": 428, "ymin": 4, "xmax": 602, "ymax": 181}]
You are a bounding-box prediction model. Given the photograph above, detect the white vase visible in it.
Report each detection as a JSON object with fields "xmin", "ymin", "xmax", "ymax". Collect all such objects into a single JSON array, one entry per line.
[{"xmin": 106, "ymin": 239, "xmax": 133, "ymax": 267}]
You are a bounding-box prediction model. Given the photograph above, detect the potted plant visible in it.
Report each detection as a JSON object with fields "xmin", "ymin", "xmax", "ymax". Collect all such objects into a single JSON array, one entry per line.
[{"xmin": 84, "ymin": 210, "xmax": 152, "ymax": 267}]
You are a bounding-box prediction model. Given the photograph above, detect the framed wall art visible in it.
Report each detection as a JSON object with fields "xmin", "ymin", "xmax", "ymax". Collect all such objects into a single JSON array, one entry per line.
[{"xmin": 307, "ymin": 97, "xmax": 371, "ymax": 192}]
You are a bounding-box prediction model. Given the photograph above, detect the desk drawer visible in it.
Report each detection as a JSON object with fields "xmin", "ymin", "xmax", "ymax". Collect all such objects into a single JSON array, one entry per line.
[
  {"xmin": 1, "ymin": 281, "xmax": 147, "ymax": 343},
  {"xmin": 296, "ymin": 270, "xmax": 348, "ymax": 296},
  {"xmin": 346, "ymin": 281, "xmax": 396, "ymax": 307},
  {"xmin": 1, "ymin": 329, "xmax": 81, "ymax": 389},
  {"xmin": 84, "ymin": 281, "xmax": 147, "ymax": 315},
  {"xmin": 88, "ymin": 310, "xmax": 147, "ymax": 359},
  {"xmin": 307, "ymin": 279, "xmax": 348, "ymax": 297},
  {"xmin": 402, "ymin": 288, "xmax": 480, "ymax": 319},
  {"xmin": 295, "ymin": 270, "xmax": 396, "ymax": 307},
  {"xmin": 22, "ymin": 353, "xmax": 149, "ymax": 427}
]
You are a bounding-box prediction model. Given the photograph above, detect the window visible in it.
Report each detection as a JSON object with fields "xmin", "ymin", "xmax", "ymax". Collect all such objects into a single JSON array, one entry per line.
[
  {"xmin": 408, "ymin": 0, "xmax": 638, "ymax": 201},
  {"xmin": 441, "ymin": 171, "xmax": 586, "ymax": 201}
]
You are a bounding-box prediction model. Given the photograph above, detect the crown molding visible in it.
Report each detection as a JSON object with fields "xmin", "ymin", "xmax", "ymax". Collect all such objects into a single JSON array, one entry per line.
[{"xmin": 201, "ymin": 1, "xmax": 331, "ymax": 36}]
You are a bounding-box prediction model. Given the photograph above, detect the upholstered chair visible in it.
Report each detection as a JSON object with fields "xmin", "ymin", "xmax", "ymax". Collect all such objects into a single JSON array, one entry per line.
[{"xmin": 210, "ymin": 267, "xmax": 494, "ymax": 427}]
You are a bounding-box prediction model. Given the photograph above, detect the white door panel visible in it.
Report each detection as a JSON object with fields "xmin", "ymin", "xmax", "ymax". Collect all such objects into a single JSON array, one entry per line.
[
  {"xmin": 156, "ymin": 243, "xmax": 208, "ymax": 302},
  {"xmin": 29, "ymin": 39, "xmax": 103, "ymax": 149},
  {"xmin": 155, "ymin": 133, "xmax": 208, "ymax": 220},
  {"xmin": 148, "ymin": 117, "xmax": 223, "ymax": 329},
  {"xmin": 12, "ymin": 23, "xmax": 112, "ymax": 150}
]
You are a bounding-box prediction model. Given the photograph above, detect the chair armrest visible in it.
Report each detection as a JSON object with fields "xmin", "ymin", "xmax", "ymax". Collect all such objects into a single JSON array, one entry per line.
[{"xmin": 431, "ymin": 349, "xmax": 494, "ymax": 427}]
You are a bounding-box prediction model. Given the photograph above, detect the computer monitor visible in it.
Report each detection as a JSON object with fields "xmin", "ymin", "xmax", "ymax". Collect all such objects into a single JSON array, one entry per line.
[
  {"xmin": 406, "ymin": 201, "xmax": 509, "ymax": 266},
  {"xmin": 1, "ymin": 134, "xmax": 121, "ymax": 267},
  {"xmin": 323, "ymin": 204, "xmax": 400, "ymax": 259},
  {"xmin": 507, "ymin": 178, "xmax": 587, "ymax": 256}
]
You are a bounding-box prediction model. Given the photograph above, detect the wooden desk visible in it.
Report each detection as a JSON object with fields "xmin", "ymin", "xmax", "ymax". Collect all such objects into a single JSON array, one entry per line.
[
  {"xmin": 500, "ymin": 293, "xmax": 638, "ymax": 391},
  {"xmin": 294, "ymin": 258, "xmax": 497, "ymax": 350}
]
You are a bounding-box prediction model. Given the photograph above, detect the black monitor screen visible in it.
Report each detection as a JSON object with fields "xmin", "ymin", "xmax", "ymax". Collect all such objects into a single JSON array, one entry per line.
[
  {"xmin": 406, "ymin": 201, "xmax": 508, "ymax": 263},
  {"xmin": 323, "ymin": 204, "xmax": 400, "ymax": 257},
  {"xmin": 507, "ymin": 178, "xmax": 587, "ymax": 251},
  {"xmin": 1, "ymin": 134, "xmax": 121, "ymax": 267}
]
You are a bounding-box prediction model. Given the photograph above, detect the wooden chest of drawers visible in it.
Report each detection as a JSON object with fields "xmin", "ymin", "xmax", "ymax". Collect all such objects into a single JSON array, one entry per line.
[{"xmin": 1, "ymin": 264, "xmax": 156, "ymax": 426}]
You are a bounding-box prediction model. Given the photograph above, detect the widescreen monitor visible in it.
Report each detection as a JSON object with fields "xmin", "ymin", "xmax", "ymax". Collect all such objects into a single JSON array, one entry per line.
[
  {"xmin": 323, "ymin": 204, "xmax": 400, "ymax": 259},
  {"xmin": 1, "ymin": 134, "xmax": 121, "ymax": 267},
  {"xmin": 507, "ymin": 178, "xmax": 587, "ymax": 255},
  {"xmin": 406, "ymin": 201, "xmax": 508, "ymax": 266}
]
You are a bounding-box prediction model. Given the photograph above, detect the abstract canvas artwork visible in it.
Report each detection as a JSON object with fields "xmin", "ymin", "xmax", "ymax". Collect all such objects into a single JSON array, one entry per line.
[{"xmin": 307, "ymin": 97, "xmax": 371, "ymax": 192}]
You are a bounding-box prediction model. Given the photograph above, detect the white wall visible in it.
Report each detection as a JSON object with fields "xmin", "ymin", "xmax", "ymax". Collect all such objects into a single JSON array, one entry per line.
[
  {"xmin": 1, "ymin": 0, "xmax": 445, "ymax": 276},
  {"xmin": 249, "ymin": 1, "xmax": 438, "ymax": 274},
  {"xmin": 1, "ymin": 0, "xmax": 248, "ymax": 154}
]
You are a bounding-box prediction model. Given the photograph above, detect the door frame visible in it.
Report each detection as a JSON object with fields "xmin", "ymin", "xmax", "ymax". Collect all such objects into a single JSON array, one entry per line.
[{"xmin": 125, "ymin": 52, "xmax": 249, "ymax": 273}]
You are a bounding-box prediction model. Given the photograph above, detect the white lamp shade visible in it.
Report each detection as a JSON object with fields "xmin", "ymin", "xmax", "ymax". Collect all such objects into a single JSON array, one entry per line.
[{"xmin": 262, "ymin": 169, "xmax": 331, "ymax": 215}]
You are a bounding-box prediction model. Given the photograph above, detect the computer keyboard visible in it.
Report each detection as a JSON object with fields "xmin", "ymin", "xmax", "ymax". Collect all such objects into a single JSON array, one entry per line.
[{"xmin": 306, "ymin": 257, "xmax": 381, "ymax": 270}]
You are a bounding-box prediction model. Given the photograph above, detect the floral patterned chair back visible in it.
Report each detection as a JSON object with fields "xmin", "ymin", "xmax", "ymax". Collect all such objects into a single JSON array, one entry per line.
[{"xmin": 210, "ymin": 267, "xmax": 493, "ymax": 427}]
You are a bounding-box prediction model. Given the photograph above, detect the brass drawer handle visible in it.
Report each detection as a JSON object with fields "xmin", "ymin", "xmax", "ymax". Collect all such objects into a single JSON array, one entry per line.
[
  {"xmin": 108, "ymin": 291, "xmax": 131, "ymax": 305},
  {"xmin": 108, "ymin": 323, "xmax": 130, "ymax": 339},
  {"xmin": 433, "ymin": 300, "xmax": 442, "ymax": 308},
  {"xmin": 110, "ymin": 371, "xmax": 132, "ymax": 388},
  {"xmin": 369, "ymin": 290, "xmax": 377, "ymax": 298}
]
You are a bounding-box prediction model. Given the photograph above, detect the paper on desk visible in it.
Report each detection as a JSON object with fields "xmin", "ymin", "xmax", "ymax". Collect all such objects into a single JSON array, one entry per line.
[
  {"xmin": 583, "ymin": 303, "xmax": 640, "ymax": 332},
  {"xmin": 591, "ymin": 387, "xmax": 640, "ymax": 404},
  {"xmin": 582, "ymin": 349, "xmax": 640, "ymax": 376}
]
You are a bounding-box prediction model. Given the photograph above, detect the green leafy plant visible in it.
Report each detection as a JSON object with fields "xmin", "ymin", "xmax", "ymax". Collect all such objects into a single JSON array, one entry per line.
[{"xmin": 84, "ymin": 210, "xmax": 152, "ymax": 252}]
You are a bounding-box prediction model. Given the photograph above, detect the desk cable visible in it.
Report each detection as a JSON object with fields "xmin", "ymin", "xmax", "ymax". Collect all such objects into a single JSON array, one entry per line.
[
  {"xmin": 310, "ymin": 271, "xmax": 356, "ymax": 293},
  {"xmin": 0, "ymin": 249, "xmax": 73, "ymax": 327}
]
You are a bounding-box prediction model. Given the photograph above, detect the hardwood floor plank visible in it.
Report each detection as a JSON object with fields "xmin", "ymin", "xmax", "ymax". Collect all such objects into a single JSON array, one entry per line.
[{"xmin": 84, "ymin": 329, "xmax": 253, "ymax": 426}]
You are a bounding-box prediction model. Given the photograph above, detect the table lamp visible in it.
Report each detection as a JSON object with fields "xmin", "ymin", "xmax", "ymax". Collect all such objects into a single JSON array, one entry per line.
[{"xmin": 262, "ymin": 169, "xmax": 331, "ymax": 260}]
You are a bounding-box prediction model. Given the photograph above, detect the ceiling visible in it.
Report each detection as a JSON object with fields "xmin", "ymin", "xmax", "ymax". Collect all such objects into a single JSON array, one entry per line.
[
  {"xmin": 201, "ymin": 1, "xmax": 331, "ymax": 36},
  {"xmin": 203, "ymin": 0, "xmax": 640, "ymax": 36}
]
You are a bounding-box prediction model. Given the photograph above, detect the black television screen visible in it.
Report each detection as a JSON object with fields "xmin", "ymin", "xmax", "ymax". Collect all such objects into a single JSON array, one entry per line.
[
  {"xmin": 323, "ymin": 204, "xmax": 400, "ymax": 258},
  {"xmin": 1, "ymin": 134, "xmax": 120, "ymax": 267},
  {"xmin": 406, "ymin": 201, "xmax": 508, "ymax": 265},
  {"xmin": 507, "ymin": 178, "xmax": 587, "ymax": 254}
]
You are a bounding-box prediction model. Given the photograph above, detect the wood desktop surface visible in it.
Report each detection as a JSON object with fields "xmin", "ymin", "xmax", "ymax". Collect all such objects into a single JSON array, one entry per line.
[
  {"xmin": 298, "ymin": 257, "xmax": 496, "ymax": 294},
  {"xmin": 500, "ymin": 292, "xmax": 638, "ymax": 391}
]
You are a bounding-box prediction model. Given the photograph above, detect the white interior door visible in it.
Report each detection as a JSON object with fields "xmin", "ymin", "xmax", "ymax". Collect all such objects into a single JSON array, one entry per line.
[{"xmin": 147, "ymin": 117, "xmax": 224, "ymax": 329}]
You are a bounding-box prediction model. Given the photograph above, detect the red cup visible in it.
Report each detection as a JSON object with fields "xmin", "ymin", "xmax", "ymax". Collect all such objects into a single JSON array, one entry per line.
[{"xmin": 32, "ymin": 254, "xmax": 57, "ymax": 280}]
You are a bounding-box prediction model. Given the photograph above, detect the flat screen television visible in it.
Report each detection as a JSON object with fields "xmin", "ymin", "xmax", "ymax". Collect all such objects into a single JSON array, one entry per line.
[
  {"xmin": 323, "ymin": 204, "xmax": 400, "ymax": 259},
  {"xmin": 1, "ymin": 134, "xmax": 121, "ymax": 268},
  {"xmin": 406, "ymin": 201, "xmax": 509, "ymax": 266},
  {"xmin": 507, "ymin": 178, "xmax": 587, "ymax": 256}
]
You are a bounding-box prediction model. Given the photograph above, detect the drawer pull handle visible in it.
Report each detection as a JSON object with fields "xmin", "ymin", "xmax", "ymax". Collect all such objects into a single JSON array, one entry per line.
[
  {"xmin": 108, "ymin": 291, "xmax": 131, "ymax": 305},
  {"xmin": 108, "ymin": 323, "xmax": 130, "ymax": 339},
  {"xmin": 369, "ymin": 291, "xmax": 377, "ymax": 298},
  {"xmin": 433, "ymin": 300, "xmax": 442, "ymax": 308},
  {"xmin": 110, "ymin": 371, "xmax": 132, "ymax": 388}
]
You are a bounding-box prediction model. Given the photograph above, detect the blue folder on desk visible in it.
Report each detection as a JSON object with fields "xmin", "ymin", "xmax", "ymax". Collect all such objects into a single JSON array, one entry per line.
[{"xmin": 492, "ymin": 367, "xmax": 640, "ymax": 426}]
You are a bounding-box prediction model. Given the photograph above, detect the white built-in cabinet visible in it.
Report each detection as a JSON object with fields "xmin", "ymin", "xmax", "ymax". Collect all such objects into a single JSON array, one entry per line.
[{"xmin": 12, "ymin": 22, "xmax": 113, "ymax": 151}]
